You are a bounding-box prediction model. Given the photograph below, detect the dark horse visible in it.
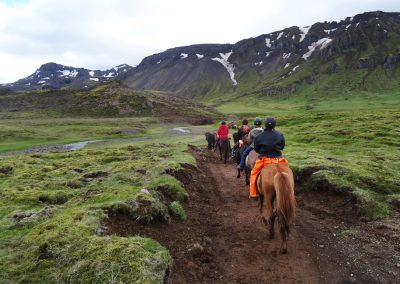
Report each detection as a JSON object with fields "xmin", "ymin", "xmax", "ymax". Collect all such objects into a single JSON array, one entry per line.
[
  {"xmin": 257, "ymin": 163, "xmax": 296, "ymax": 254},
  {"xmin": 205, "ymin": 132, "xmax": 216, "ymax": 150},
  {"xmin": 215, "ymin": 138, "xmax": 231, "ymax": 164}
]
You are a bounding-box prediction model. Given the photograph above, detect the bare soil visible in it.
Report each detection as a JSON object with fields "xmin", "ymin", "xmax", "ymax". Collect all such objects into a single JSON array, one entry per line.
[{"xmin": 105, "ymin": 146, "xmax": 400, "ymax": 283}]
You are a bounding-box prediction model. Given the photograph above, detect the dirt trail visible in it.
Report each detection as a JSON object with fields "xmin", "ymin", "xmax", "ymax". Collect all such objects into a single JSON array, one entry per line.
[{"xmin": 106, "ymin": 146, "xmax": 400, "ymax": 283}]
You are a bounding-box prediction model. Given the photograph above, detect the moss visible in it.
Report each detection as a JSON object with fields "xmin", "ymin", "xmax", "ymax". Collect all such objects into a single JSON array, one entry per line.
[{"xmin": 169, "ymin": 201, "xmax": 187, "ymax": 221}]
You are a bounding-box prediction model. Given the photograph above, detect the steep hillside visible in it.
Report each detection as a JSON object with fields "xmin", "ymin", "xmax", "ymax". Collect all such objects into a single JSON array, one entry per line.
[
  {"xmin": 1, "ymin": 63, "xmax": 135, "ymax": 91},
  {"xmin": 0, "ymin": 82, "xmax": 220, "ymax": 123},
  {"xmin": 124, "ymin": 11, "xmax": 400, "ymax": 100}
]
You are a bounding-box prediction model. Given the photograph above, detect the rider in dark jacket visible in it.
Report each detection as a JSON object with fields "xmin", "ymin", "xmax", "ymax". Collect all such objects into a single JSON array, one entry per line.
[
  {"xmin": 250, "ymin": 117, "xmax": 288, "ymax": 198},
  {"xmin": 254, "ymin": 117, "xmax": 285, "ymax": 158}
]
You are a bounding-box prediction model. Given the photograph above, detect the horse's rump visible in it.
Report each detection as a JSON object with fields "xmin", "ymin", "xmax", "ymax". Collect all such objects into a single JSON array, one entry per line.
[
  {"xmin": 245, "ymin": 150, "xmax": 258, "ymax": 170},
  {"xmin": 257, "ymin": 163, "xmax": 296, "ymax": 253}
]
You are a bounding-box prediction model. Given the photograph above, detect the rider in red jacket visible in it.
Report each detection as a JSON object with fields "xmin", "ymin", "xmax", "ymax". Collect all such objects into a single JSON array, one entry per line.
[{"xmin": 217, "ymin": 121, "xmax": 229, "ymax": 140}]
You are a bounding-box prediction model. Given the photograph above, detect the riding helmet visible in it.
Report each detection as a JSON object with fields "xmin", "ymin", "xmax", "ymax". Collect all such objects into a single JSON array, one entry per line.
[
  {"xmin": 242, "ymin": 119, "xmax": 248, "ymax": 125},
  {"xmin": 265, "ymin": 116, "xmax": 276, "ymax": 129},
  {"xmin": 254, "ymin": 117, "xmax": 262, "ymax": 126},
  {"xmin": 221, "ymin": 121, "xmax": 226, "ymax": 125}
]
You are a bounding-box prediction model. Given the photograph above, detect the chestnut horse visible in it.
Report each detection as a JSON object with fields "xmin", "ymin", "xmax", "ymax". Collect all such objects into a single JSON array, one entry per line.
[{"xmin": 256, "ymin": 163, "xmax": 296, "ymax": 254}]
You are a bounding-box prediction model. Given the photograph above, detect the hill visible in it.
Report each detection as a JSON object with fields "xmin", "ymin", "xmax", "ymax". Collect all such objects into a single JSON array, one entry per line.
[{"xmin": 0, "ymin": 82, "xmax": 220, "ymax": 124}]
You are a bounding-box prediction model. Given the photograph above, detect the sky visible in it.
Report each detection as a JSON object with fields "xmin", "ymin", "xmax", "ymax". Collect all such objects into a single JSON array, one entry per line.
[{"xmin": 0, "ymin": 0, "xmax": 399, "ymax": 83}]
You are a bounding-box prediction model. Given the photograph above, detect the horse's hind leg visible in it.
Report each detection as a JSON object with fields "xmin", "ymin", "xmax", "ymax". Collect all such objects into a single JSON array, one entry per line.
[
  {"xmin": 269, "ymin": 210, "xmax": 277, "ymax": 240},
  {"xmin": 245, "ymin": 167, "xmax": 250, "ymax": 185}
]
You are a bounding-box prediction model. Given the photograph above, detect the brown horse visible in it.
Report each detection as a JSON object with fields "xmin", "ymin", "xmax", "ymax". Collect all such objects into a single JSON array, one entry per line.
[{"xmin": 256, "ymin": 163, "xmax": 296, "ymax": 254}]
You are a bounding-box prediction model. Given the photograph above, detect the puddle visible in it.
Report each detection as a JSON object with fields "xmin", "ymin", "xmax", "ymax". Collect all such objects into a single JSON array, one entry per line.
[
  {"xmin": 172, "ymin": 127, "xmax": 190, "ymax": 133},
  {"xmin": 63, "ymin": 140, "xmax": 102, "ymax": 151}
]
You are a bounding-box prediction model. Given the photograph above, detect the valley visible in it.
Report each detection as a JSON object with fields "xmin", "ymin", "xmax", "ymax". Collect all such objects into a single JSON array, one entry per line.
[{"xmin": 0, "ymin": 9, "xmax": 399, "ymax": 284}]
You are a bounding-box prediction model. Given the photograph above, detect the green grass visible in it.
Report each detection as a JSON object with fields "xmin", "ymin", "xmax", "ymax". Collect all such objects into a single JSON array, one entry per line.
[
  {"xmin": 216, "ymin": 91, "xmax": 400, "ymax": 219},
  {"xmin": 0, "ymin": 128, "xmax": 205, "ymax": 282}
]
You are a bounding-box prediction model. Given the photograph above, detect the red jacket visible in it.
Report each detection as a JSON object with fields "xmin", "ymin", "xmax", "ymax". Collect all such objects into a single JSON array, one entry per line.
[{"xmin": 217, "ymin": 125, "xmax": 229, "ymax": 139}]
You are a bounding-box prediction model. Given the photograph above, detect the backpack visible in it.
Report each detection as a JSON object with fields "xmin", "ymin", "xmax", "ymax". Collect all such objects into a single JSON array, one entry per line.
[{"xmin": 242, "ymin": 125, "xmax": 250, "ymax": 135}]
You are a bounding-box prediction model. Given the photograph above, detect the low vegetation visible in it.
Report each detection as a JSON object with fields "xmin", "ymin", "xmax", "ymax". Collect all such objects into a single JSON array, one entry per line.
[{"xmin": 0, "ymin": 131, "xmax": 202, "ymax": 282}]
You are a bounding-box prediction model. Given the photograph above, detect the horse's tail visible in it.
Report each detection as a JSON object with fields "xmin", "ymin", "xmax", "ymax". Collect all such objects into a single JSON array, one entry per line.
[{"xmin": 274, "ymin": 169, "xmax": 296, "ymax": 233}]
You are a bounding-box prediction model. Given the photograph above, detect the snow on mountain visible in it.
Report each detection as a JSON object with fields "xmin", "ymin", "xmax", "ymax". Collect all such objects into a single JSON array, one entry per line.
[
  {"xmin": 302, "ymin": 38, "xmax": 333, "ymax": 60},
  {"xmin": 211, "ymin": 51, "xmax": 237, "ymax": 86},
  {"xmin": 299, "ymin": 26, "xmax": 311, "ymax": 42}
]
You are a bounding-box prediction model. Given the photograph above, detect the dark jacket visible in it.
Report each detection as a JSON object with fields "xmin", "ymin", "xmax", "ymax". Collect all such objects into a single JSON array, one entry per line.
[{"xmin": 254, "ymin": 129, "xmax": 285, "ymax": 158}]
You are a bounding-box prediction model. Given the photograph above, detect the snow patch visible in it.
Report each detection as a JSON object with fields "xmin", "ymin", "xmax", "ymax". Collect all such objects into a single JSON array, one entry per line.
[
  {"xmin": 58, "ymin": 70, "xmax": 78, "ymax": 77},
  {"xmin": 157, "ymin": 60, "xmax": 162, "ymax": 64},
  {"xmin": 277, "ymin": 32, "xmax": 284, "ymax": 40},
  {"xmin": 284, "ymin": 63, "xmax": 290, "ymax": 69},
  {"xmin": 42, "ymin": 77, "xmax": 50, "ymax": 80},
  {"xmin": 254, "ymin": 61, "xmax": 263, "ymax": 66},
  {"xmin": 89, "ymin": 78, "xmax": 99, "ymax": 82},
  {"xmin": 299, "ymin": 26, "xmax": 311, "ymax": 42},
  {"xmin": 104, "ymin": 72, "xmax": 115, "ymax": 78},
  {"xmin": 350, "ymin": 16, "xmax": 354, "ymax": 21},
  {"xmin": 266, "ymin": 51, "xmax": 271, "ymax": 57},
  {"xmin": 356, "ymin": 22, "xmax": 360, "ymax": 27},
  {"xmin": 292, "ymin": 35, "xmax": 296, "ymax": 40},
  {"xmin": 292, "ymin": 65, "xmax": 300, "ymax": 72},
  {"xmin": 38, "ymin": 80, "xmax": 46, "ymax": 84},
  {"xmin": 196, "ymin": 53, "xmax": 204, "ymax": 59},
  {"xmin": 89, "ymin": 71, "xmax": 95, "ymax": 77},
  {"xmin": 324, "ymin": 28, "xmax": 337, "ymax": 34},
  {"xmin": 180, "ymin": 53, "xmax": 188, "ymax": 59},
  {"xmin": 345, "ymin": 24, "xmax": 351, "ymax": 30},
  {"xmin": 282, "ymin": 53, "xmax": 291, "ymax": 59},
  {"xmin": 302, "ymin": 38, "xmax": 332, "ymax": 60},
  {"xmin": 265, "ymin": 38, "xmax": 272, "ymax": 48},
  {"xmin": 211, "ymin": 51, "xmax": 237, "ymax": 86}
]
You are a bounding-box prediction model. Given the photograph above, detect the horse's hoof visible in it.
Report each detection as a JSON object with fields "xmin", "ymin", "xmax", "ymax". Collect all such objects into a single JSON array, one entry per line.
[
  {"xmin": 280, "ymin": 248, "xmax": 288, "ymax": 254},
  {"xmin": 236, "ymin": 174, "xmax": 240, "ymax": 178}
]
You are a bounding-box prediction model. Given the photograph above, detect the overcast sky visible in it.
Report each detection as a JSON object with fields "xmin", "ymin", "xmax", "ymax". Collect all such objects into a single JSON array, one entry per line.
[{"xmin": 0, "ymin": 0, "xmax": 398, "ymax": 83}]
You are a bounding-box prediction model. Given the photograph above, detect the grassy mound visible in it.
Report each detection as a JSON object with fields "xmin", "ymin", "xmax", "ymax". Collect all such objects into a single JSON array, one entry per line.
[{"xmin": 0, "ymin": 138, "xmax": 198, "ymax": 282}]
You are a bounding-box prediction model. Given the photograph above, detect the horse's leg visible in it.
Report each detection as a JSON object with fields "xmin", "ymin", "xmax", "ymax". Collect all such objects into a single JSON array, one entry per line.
[
  {"xmin": 237, "ymin": 168, "xmax": 241, "ymax": 178},
  {"xmin": 261, "ymin": 190, "xmax": 274, "ymax": 238},
  {"xmin": 270, "ymin": 210, "xmax": 277, "ymax": 240},
  {"xmin": 222, "ymin": 141, "xmax": 227, "ymax": 164},
  {"xmin": 258, "ymin": 194, "xmax": 264, "ymax": 212},
  {"xmin": 245, "ymin": 167, "xmax": 250, "ymax": 185}
]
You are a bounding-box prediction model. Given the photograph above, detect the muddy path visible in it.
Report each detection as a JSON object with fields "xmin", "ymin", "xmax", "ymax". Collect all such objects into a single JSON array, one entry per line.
[{"xmin": 106, "ymin": 146, "xmax": 400, "ymax": 283}]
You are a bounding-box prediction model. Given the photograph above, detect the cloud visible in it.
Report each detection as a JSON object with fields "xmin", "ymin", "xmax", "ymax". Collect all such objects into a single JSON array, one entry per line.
[{"xmin": 0, "ymin": 0, "xmax": 398, "ymax": 83}]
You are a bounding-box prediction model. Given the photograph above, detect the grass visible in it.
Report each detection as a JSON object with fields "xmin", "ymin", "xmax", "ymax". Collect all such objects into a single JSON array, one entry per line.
[
  {"xmin": 215, "ymin": 90, "xmax": 400, "ymax": 219},
  {"xmin": 0, "ymin": 125, "xmax": 205, "ymax": 282}
]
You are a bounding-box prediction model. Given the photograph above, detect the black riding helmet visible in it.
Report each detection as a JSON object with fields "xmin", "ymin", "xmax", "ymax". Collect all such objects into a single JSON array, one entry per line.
[
  {"xmin": 221, "ymin": 121, "xmax": 226, "ymax": 125},
  {"xmin": 242, "ymin": 119, "xmax": 248, "ymax": 125},
  {"xmin": 265, "ymin": 116, "xmax": 276, "ymax": 129},
  {"xmin": 254, "ymin": 117, "xmax": 262, "ymax": 126}
]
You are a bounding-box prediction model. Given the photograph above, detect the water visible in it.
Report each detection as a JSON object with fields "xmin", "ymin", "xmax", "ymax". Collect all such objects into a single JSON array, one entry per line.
[
  {"xmin": 172, "ymin": 127, "xmax": 190, "ymax": 133},
  {"xmin": 63, "ymin": 140, "xmax": 102, "ymax": 151}
]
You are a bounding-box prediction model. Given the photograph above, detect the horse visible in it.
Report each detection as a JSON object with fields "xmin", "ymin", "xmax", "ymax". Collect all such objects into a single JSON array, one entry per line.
[
  {"xmin": 241, "ymin": 149, "xmax": 258, "ymax": 185},
  {"xmin": 205, "ymin": 132, "xmax": 216, "ymax": 150},
  {"xmin": 215, "ymin": 138, "xmax": 231, "ymax": 164},
  {"xmin": 256, "ymin": 163, "xmax": 296, "ymax": 254}
]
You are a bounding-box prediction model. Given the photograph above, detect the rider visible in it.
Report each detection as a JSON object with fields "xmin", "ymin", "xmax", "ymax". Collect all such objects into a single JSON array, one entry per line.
[
  {"xmin": 237, "ymin": 117, "xmax": 263, "ymax": 172},
  {"xmin": 249, "ymin": 116, "xmax": 288, "ymax": 198},
  {"xmin": 237, "ymin": 119, "xmax": 250, "ymax": 141},
  {"xmin": 217, "ymin": 121, "xmax": 229, "ymax": 141}
]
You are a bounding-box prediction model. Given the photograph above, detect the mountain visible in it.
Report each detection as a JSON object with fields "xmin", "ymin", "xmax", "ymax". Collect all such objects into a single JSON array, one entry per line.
[
  {"xmin": 2, "ymin": 11, "xmax": 400, "ymax": 100},
  {"xmin": 124, "ymin": 11, "xmax": 400, "ymax": 100},
  {"xmin": 1, "ymin": 62, "xmax": 135, "ymax": 91}
]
